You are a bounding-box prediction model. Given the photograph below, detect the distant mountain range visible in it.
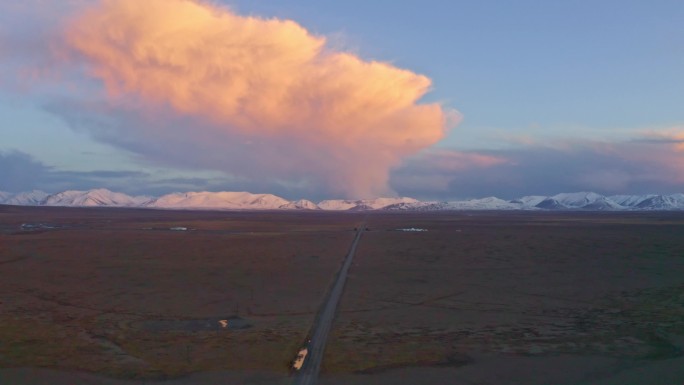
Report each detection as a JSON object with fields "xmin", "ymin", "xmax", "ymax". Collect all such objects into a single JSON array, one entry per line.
[{"xmin": 1, "ymin": 189, "xmax": 683, "ymax": 211}]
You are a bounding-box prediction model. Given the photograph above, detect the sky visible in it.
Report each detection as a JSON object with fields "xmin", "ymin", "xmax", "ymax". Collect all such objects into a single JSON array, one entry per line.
[{"xmin": 0, "ymin": 0, "xmax": 682, "ymax": 200}]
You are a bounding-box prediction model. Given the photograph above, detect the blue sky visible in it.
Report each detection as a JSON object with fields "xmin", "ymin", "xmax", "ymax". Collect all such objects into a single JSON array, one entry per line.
[
  {"xmin": 224, "ymin": 0, "xmax": 683, "ymax": 139},
  {"xmin": 1, "ymin": 0, "xmax": 683, "ymax": 199}
]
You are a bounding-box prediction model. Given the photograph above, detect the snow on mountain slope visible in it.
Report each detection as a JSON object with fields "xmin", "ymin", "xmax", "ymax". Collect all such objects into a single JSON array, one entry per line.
[
  {"xmin": 446, "ymin": 197, "xmax": 522, "ymax": 210},
  {"xmin": 44, "ymin": 189, "xmax": 151, "ymax": 207},
  {"xmin": 534, "ymin": 193, "xmax": 623, "ymax": 210},
  {"xmin": 581, "ymin": 198, "xmax": 624, "ymax": 211},
  {"xmin": 673, "ymin": 193, "xmax": 684, "ymax": 200},
  {"xmin": 365, "ymin": 197, "xmax": 420, "ymax": 209},
  {"xmin": 552, "ymin": 192, "xmax": 605, "ymax": 208},
  {"xmin": 317, "ymin": 200, "xmax": 357, "ymax": 211},
  {"xmin": 635, "ymin": 195, "xmax": 684, "ymax": 210},
  {"xmin": 0, "ymin": 191, "xmax": 12, "ymax": 203},
  {"xmin": 318, "ymin": 197, "xmax": 419, "ymax": 211},
  {"xmin": 149, "ymin": 191, "xmax": 290, "ymax": 210},
  {"xmin": 279, "ymin": 199, "xmax": 320, "ymax": 210},
  {"xmin": 510, "ymin": 195, "xmax": 547, "ymax": 208},
  {"xmin": 535, "ymin": 198, "xmax": 567, "ymax": 210},
  {"xmin": 608, "ymin": 194, "xmax": 655, "ymax": 207},
  {"xmin": 3, "ymin": 190, "xmax": 49, "ymax": 205},
  {"xmin": 607, "ymin": 194, "xmax": 684, "ymax": 210},
  {"xmin": 382, "ymin": 201, "xmax": 445, "ymax": 211},
  {"xmin": 384, "ymin": 198, "xmax": 527, "ymax": 210}
]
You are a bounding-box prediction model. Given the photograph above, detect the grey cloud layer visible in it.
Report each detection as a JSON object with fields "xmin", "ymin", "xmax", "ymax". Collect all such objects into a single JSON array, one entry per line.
[
  {"xmin": 392, "ymin": 138, "xmax": 684, "ymax": 200},
  {"xmin": 0, "ymin": 150, "xmax": 324, "ymax": 199}
]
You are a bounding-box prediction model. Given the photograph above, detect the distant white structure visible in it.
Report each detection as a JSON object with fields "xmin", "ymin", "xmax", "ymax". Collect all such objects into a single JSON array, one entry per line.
[
  {"xmin": 398, "ymin": 228, "xmax": 428, "ymax": 232},
  {"xmin": 169, "ymin": 227, "xmax": 188, "ymax": 231}
]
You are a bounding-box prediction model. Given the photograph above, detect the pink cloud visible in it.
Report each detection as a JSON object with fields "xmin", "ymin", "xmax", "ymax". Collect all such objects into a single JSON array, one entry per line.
[
  {"xmin": 405, "ymin": 149, "xmax": 509, "ymax": 172},
  {"xmin": 52, "ymin": 0, "xmax": 457, "ymax": 198}
]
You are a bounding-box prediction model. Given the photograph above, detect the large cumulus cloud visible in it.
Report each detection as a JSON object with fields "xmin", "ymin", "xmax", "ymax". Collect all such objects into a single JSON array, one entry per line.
[{"xmin": 50, "ymin": 0, "xmax": 455, "ymax": 198}]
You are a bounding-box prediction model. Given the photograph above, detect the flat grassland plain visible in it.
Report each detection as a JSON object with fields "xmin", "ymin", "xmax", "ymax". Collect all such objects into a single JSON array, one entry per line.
[{"xmin": 1, "ymin": 206, "xmax": 683, "ymax": 385}]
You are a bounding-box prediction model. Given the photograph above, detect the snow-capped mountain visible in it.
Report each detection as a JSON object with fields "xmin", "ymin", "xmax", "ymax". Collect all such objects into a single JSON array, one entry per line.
[
  {"xmin": 397, "ymin": 193, "xmax": 683, "ymax": 211},
  {"xmin": 634, "ymin": 194, "xmax": 684, "ymax": 210},
  {"xmin": 608, "ymin": 194, "xmax": 656, "ymax": 207},
  {"xmin": 535, "ymin": 197, "xmax": 567, "ymax": 210},
  {"xmin": 43, "ymin": 189, "xmax": 152, "ymax": 207},
  {"xmin": 383, "ymin": 201, "xmax": 445, "ymax": 211},
  {"xmin": 316, "ymin": 200, "xmax": 358, "ymax": 211},
  {"xmin": 3, "ymin": 190, "xmax": 50, "ymax": 206},
  {"xmin": 605, "ymin": 193, "xmax": 684, "ymax": 210},
  {"xmin": 511, "ymin": 195, "xmax": 547, "ymax": 208},
  {"xmin": 549, "ymin": 192, "xmax": 623, "ymax": 211},
  {"xmin": 147, "ymin": 191, "xmax": 290, "ymax": 210},
  {"xmin": 148, "ymin": 191, "xmax": 291, "ymax": 210},
  {"xmin": 318, "ymin": 197, "xmax": 419, "ymax": 211},
  {"xmin": 1, "ymin": 188, "xmax": 683, "ymax": 211},
  {"xmin": 446, "ymin": 197, "xmax": 522, "ymax": 210},
  {"xmin": 278, "ymin": 199, "xmax": 320, "ymax": 210},
  {"xmin": 552, "ymin": 192, "xmax": 605, "ymax": 208},
  {"xmin": 0, "ymin": 191, "xmax": 13, "ymax": 203},
  {"xmin": 530, "ymin": 192, "xmax": 621, "ymax": 211}
]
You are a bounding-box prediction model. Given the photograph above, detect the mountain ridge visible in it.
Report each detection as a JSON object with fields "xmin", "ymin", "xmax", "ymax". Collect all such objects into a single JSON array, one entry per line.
[{"xmin": 1, "ymin": 188, "xmax": 683, "ymax": 211}]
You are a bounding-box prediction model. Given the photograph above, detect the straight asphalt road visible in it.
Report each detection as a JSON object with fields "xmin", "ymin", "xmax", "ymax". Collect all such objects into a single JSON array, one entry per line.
[{"xmin": 292, "ymin": 223, "xmax": 366, "ymax": 385}]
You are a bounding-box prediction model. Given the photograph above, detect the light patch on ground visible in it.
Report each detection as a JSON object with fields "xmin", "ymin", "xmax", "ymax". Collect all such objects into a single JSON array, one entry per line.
[{"xmin": 293, "ymin": 347, "xmax": 308, "ymax": 371}]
